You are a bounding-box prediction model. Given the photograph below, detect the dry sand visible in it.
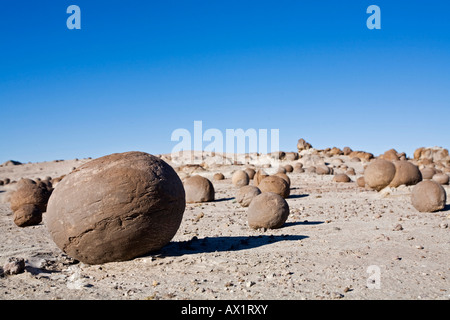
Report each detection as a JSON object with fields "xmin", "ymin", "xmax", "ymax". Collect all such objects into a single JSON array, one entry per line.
[{"xmin": 0, "ymin": 153, "xmax": 449, "ymax": 300}]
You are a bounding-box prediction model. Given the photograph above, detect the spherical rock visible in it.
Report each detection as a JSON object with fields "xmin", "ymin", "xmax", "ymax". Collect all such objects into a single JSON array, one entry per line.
[
  {"xmin": 184, "ymin": 175, "xmax": 215, "ymax": 203},
  {"xmin": 432, "ymin": 173, "xmax": 449, "ymax": 185},
  {"xmin": 316, "ymin": 165, "xmax": 331, "ymax": 175},
  {"xmin": 257, "ymin": 175, "xmax": 290, "ymax": 198},
  {"xmin": 389, "ymin": 161, "xmax": 422, "ymax": 188},
  {"xmin": 10, "ymin": 179, "xmax": 52, "ymax": 214},
  {"xmin": 45, "ymin": 151, "xmax": 186, "ymax": 265},
  {"xmin": 364, "ymin": 159, "xmax": 396, "ymax": 191},
  {"xmin": 213, "ymin": 173, "xmax": 225, "ymax": 181},
  {"xmin": 254, "ymin": 169, "xmax": 269, "ymax": 186},
  {"xmin": 247, "ymin": 192, "xmax": 290, "ymax": 229},
  {"xmin": 382, "ymin": 149, "xmax": 400, "ymax": 161},
  {"xmin": 236, "ymin": 185, "xmax": 261, "ymax": 207},
  {"xmin": 274, "ymin": 172, "xmax": 291, "ymax": 186},
  {"xmin": 232, "ymin": 170, "xmax": 250, "ymax": 187},
  {"xmin": 13, "ymin": 204, "xmax": 42, "ymax": 227},
  {"xmin": 356, "ymin": 176, "xmax": 366, "ymax": 188},
  {"xmin": 284, "ymin": 164, "xmax": 293, "ymax": 173},
  {"xmin": 411, "ymin": 180, "xmax": 447, "ymax": 212},
  {"xmin": 245, "ymin": 168, "xmax": 256, "ymax": 180},
  {"xmin": 420, "ymin": 167, "xmax": 436, "ymax": 180},
  {"xmin": 333, "ymin": 174, "xmax": 351, "ymax": 183}
]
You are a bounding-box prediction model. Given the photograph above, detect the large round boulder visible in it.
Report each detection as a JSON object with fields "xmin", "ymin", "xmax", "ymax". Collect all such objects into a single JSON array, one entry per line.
[
  {"xmin": 10, "ymin": 178, "xmax": 52, "ymax": 227},
  {"xmin": 245, "ymin": 168, "xmax": 256, "ymax": 180},
  {"xmin": 236, "ymin": 185, "xmax": 261, "ymax": 207},
  {"xmin": 411, "ymin": 180, "xmax": 447, "ymax": 212},
  {"xmin": 389, "ymin": 161, "xmax": 422, "ymax": 188},
  {"xmin": 254, "ymin": 169, "xmax": 269, "ymax": 186},
  {"xmin": 274, "ymin": 172, "xmax": 291, "ymax": 186},
  {"xmin": 184, "ymin": 175, "xmax": 215, "ymax": 203},
  {"xmin": 432, "ymin": 173, "xmax": 449, "ymax": 185},
  {"xmin": 257, "ymin": 175, "xmax": 290, "ymax": 198},
  {"xmin": 247, "ymin": 192, "xmax": 290, "ymax": 230},
  {"xmin": 364, "ymin": 159, "xmax": 396, "ymax": 191},
  {"xmin": 45, "ymin": 151, "xmax": 186, "ymax": 264},
  {"xmin": 231, "ymin": 170, "xmax": 250, "ymax": 187}
]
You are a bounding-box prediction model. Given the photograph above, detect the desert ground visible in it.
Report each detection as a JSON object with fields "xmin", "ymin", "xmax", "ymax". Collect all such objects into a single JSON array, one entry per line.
[{"xmin": 0, "ymin": 148, "xmax": 449, "ymax": 300}]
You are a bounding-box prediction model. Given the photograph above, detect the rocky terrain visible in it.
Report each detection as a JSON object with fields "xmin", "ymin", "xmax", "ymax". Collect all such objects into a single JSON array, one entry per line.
[{"xmin": 0, "ymin": 144, "xmax": 449, "ymax": 300}]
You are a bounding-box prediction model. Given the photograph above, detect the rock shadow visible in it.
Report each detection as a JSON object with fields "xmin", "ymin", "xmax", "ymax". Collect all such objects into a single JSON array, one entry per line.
[
  {"xmin": 284, "ymin": 221, "xmax": 324, "ymax": 227},
  {"xmin": 287, "ymin": 194, "xmax": 309, "ymax": 199},
  {"xmin": 154, "ymin": 234, "xmax": 308, "ymax": 257},
  {"xmin": 214, "ymin": 197, "xmax": 235, "ymax": 202}
]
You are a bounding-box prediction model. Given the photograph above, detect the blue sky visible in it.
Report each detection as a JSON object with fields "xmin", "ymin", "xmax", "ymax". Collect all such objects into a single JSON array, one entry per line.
[{"xmin": 1, "ymin": 1, "xmax": 449, "ymax": 163}]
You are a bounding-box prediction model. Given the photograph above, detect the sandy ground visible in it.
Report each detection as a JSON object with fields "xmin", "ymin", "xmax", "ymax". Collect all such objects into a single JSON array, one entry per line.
[{"xmin": 0, "ymin": 153, "xmax": 449, "ymax": 300}]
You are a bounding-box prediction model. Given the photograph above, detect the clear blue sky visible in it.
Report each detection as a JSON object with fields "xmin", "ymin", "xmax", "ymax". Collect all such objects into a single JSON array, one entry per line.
[{"xmin": 1, "ymin": 1, "xmax": 449, "ymax": 163}]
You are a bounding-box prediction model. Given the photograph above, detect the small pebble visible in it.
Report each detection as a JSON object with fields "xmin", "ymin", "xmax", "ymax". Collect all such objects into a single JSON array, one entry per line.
[{"xmin": 393, "ymin": 224, "xmax": 403, "ymax": 231}]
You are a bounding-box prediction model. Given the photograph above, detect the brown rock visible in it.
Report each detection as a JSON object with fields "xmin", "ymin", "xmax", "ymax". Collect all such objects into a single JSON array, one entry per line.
[
  {"xmin": 274, "ymin": 172, "xmax": 291, "ymax": 186},
  {"xmin": 284, "ymin": 164, "xmax": 294, "ymax": 173},
  {"xmin": 45, "ymin": 151, "xmax": 186, "ymax": 265},
  {"xmin": 257, "ymin": 175, "xmax": 290, "ymax": 198},
  {"xmin": 432, "ymin": 173, "xmax": 449, "ymax": 185},
  {"xmin": 356, "ymin": 176, "xmax": 366, "ymax": 188},
  {"xmin": 184, "ymin": 175, "xmax": 215, "ymax": 203},
  {"xmin": 364, "ymin": 159, "xmax": 396, "ymax": 191},
  {"xmin": 329, "ymin": 147, "xmax": 343, "ymax": 156},
  {"xmin": 213, "ymin": 173, "xmax": 225, "ymax": 181},
  {"xmin": 247, "ymin": 192, "xmax": 290, "ymax": 229},
  {"xmin": 389, "ymin": 161, "xmax": 422, "ymax": 188},
  {"xmin": 420, "ymin": 167, "xmax": 436, "ymax": 180},
  {"xmin": 236, "ymin": 186, "xmax": 261, "ymax": 207},
  {"xmin": 382, "ymin": 149, "xmax": 400, "ymax": 161},
  {"xmin": 284, "ymin": 152, "xmax": 299, "ymax": 161},
  {"xmin": 297, "ymin": 139, "xmax": 312, "ymax": 152},
  {"xmin": 254, "ymin": 169, "xmax": 269, "ymax": 186},
  {"xmin": 414, "ymin": 147, "xmax": 449, "ymax": 162},
  {"xmin": 13, "ymin": 204, "xmax": 42, "ymax": 227},
  {"xmin": 245, "ymin": 168, "xmax": 256, "ymax": 180},
  {"xmin": 10, "ymin": 179, "xmax": 52, "ymax": 215},
  {"xmin": 232, "ymin": 170, "xmax": 249, "ymax": 187},
  {"xmin": 333, "ymin": 174, "xmax": 351, "ymax": 183},
  {"xmin": 343, "ymin": 147, "xmax": 353, "ymax": 156},
  {"xmin": 411, "ymin": 180, "xmax": 447, "ymax": 212},
  {"xmin": 316, "ymin": 165, "xmax": 331, "ymax": 175},
  {"xmin": 349, "ymin": 151, "xmax": 374, "ymax": 162}
]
